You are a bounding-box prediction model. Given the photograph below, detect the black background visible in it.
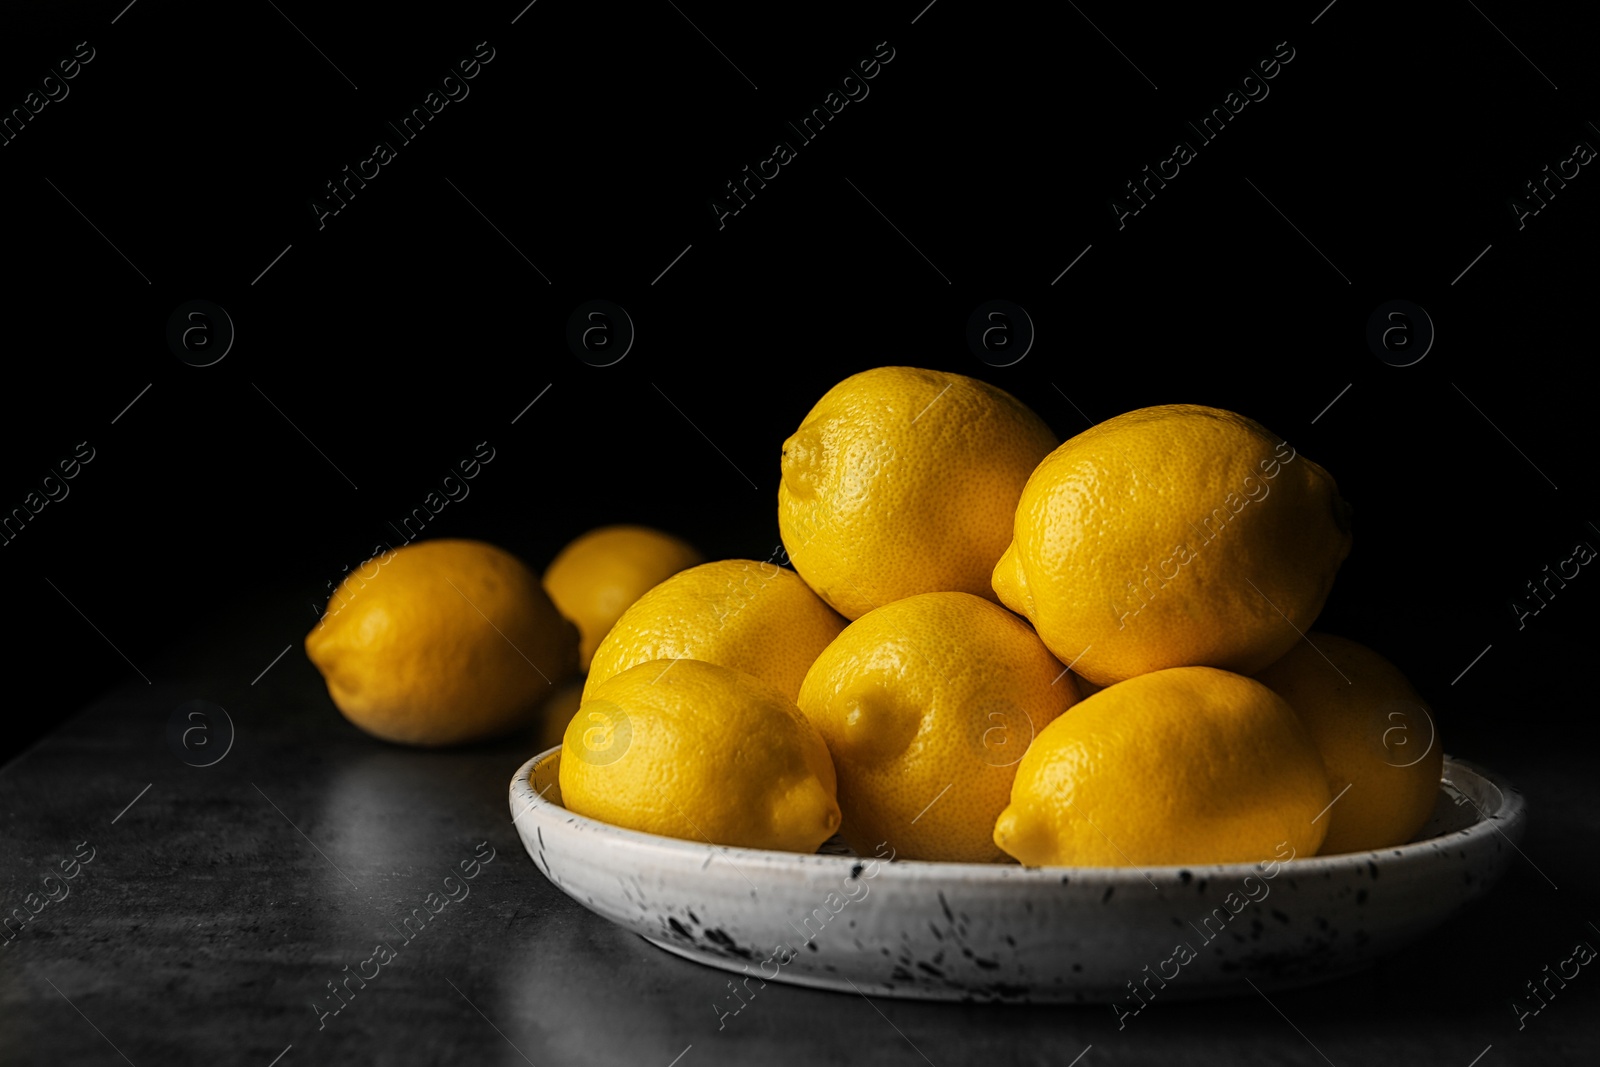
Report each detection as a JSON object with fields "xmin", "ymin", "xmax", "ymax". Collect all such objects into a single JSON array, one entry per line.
[{"xmin": 2, "ymin": 4, "xmax": 1594, "ymax": 790}]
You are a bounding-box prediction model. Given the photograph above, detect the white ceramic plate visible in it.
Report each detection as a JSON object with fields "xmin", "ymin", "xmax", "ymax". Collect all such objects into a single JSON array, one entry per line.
[{"xmin": 509, "ymin": 751, "xmax": 1524, "ymax": 1002}]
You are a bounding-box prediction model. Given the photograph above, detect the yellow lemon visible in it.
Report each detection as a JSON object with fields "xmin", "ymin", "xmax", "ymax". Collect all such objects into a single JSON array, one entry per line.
[
  {"xmin": 779, "ymin": 366, "xmax": 1058, "ymax": 620},
  {"xmin": 305, "ymin": 539, "xmax": 578, "ymax": 746},
  {"xmin": 1255, "ymin": 632, "xmax": 1443, "ymax": 854},
  {"xmin": 993, "ymin": 404, "xmax": 1351, "ymax": 686},
  {"xmin": 583, "ymin": 559, "xmax": 846, "ymax": 704},
  {"xmin": 797, "ymin": 592, "xmax": 1080, "ymax": 862},
  {"xmin": 994, "ymin": 667, "xmax": 1329, "ymax": 866},
  {"xmin": 559, "ymin": 659, "xmax": 841, "ymax": 852},
  {"xmin": 543, "ymin": 525, "xmax": 702, "ymax": 671}
]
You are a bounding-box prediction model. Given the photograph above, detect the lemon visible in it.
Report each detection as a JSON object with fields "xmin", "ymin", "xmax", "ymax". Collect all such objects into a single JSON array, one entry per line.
[
  {"xmin": 559, "ymin": 659, "xmax": 841, "ymax": 852},
  {"xmin": 543, "ymin": 525, "xmax": 702, "ymax": 671},
  {"xmin": 779, "ymin": 366, "xmax": 1057, "ymax": 620},
  {"xmin": 798, "ymin": 592, "xmax": 1080, "ymax": 862},
  {"xmin": 305, "ymin": 539, "xmax": 578, "ymax": 746},
  {"xmin": 583, "ymin": 559, "xmax": 846, "ymax": 704},
  {"xmin": 994, "ymin": 666, "xmax": 1329, "ymax": 866},
  {"xmin": 1255, "ymin": 632, "xmax": 1443, "ymax": 854},
  {"xmin": 993, "ymin": 404, "xmax": 1351, "ymax": 686}
]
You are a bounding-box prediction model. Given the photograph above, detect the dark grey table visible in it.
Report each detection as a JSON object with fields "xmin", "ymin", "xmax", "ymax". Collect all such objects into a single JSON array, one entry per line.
[{"xmin": 3, "ymin": 587, "xmax": 1594, "ymax": 1066}]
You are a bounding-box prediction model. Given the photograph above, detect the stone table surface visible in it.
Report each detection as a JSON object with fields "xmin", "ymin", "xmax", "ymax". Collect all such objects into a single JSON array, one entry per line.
[{"xmin": 2, "ymin": 587, "xmax": 1596, "ymax": 1067}]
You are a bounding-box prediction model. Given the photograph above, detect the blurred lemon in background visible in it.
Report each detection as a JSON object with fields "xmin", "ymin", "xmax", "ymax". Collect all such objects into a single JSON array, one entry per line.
[
  {"xmin": 534, "ymin": 679, "xmax": 585, "ymax": 754},
  {"xmin": 543, "ymin": 525, "xmax": 702, "ymax": 672},
  {"xmin": 1255, "ymin": 632, "xmax": 1443, "ymax": 854},
  {"xmin": 305, "ymin": 539, "xmax": 578, "ymax": 746}
]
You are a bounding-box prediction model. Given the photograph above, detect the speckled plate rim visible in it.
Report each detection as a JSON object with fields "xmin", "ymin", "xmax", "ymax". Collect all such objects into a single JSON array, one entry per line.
[{"xmin": 509, "ymin": 751, "xmax": 1524, "ymax": 883}]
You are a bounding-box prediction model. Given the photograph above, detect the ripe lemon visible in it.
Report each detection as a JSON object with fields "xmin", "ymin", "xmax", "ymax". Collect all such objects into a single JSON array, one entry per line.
[
  {"xmin": 542, "ymin": 525, "xmax": 702, "ymax": 671},
  {"xmin": 797, "ymin": 592, "xmax": 1080, "ymax": 862},
  {"xmin": 1255, "ymin": 632, "xmax": 1443, "ymax": 854},
  {"xmin": 993, "ymin": 404, "xmax": 1352, "ymax": 686},
  {"xmin": 779, "ymin": 366, "xmax": 1058, "ymax": 620},
  {"xmin": 559, "ymin": 659, "xmax": 841, "ymax": 852},
  {"xmin": 583, "ymin": 559, "xmax": 846, "ymax": 704},
  {"xmin": 305, "ymin": 539, "xmax": 578, "ymax": 746},
  {"xmin": 994, "ymin": 666, "xmax": 1330, "ymax": 866}
]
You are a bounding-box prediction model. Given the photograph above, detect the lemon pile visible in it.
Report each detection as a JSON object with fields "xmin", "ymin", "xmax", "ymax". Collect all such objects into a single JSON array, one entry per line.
[{"xmin": 304, "ymin": 366, "xmax": 1442, "ymax": 866}]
